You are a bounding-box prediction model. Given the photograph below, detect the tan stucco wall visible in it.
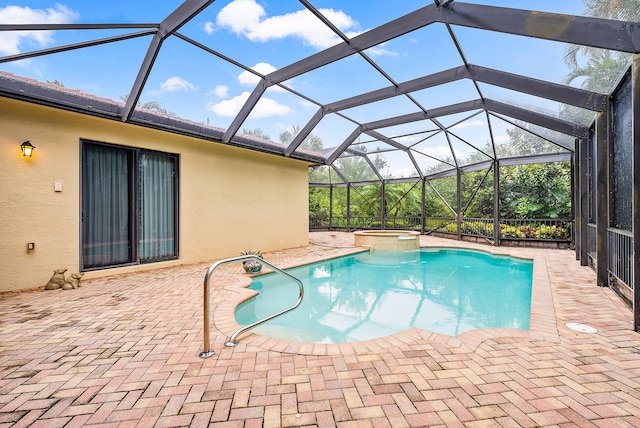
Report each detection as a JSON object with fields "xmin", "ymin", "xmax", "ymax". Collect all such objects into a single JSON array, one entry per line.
[{"xmin": 0, "ymin": 97, "xmax": 309, "ymax": 293}]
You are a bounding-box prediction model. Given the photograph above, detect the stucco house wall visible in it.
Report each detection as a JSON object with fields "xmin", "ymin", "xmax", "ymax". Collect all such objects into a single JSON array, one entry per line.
[{"xmin": 0, "ymin": 97, "xmax": 309, "ymax": 293}]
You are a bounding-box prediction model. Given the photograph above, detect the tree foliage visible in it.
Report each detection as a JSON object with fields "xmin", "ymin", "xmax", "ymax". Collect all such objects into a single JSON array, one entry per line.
[
  {"xmin": 500, "ymin": 163, "xmax": 571, "ymax": 219},
  {"xmin": 280, "ymin": 125, "xmax": 323, "ymax": 151},
  {"xmin": 46, "ymin": 79, "xmax": 65, "ymax": 87},
  {"xmin": 564, "ymin": 0, "xmax": 639, "ymax": 93},
  {"xmin": 307, "ymin": 0, "xmax": 605, "ymax": 226},
  {"xmin": 310, "ymin": 150, "xmax": 572, "ymax": 223},
  {"xmin": 241, "ymin": 127, "xmax": 270, "ymax": 140},
  {"xmin": 332, "ymin": 145, "xmax": 388, "ymax": 182},
  {"xmin": 119, "ymin": 95, "xmax": 175, "ymax": 116}
]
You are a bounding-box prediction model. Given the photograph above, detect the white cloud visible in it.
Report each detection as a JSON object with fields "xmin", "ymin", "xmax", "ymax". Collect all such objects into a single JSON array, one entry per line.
[
  {"xmin": 238, "ymin": 62, "xmax": 276, "ymax": 86},
  {"xmin": 150, "ymin": 77, "xmax": 196, "ymax": 95},
  {"xmin": 238, "ymin": 62, "xmax": 290, "ymax": 92},
  {"xmin": 0, "ymin": 4, "xmax": 78, "ymax": 55},
  {"xmin": 162, "ymin": 76, "xmax": 196, "ymax": 92},
  {"xmin": 252, "ymin": 97, "xmax": 292, "ymax": 117},
  {"xmin": 421, "ymin": 145, "xmax": 453, "ymax": 159},
  {"xmin": 297, "ymin": 99, "xmax": 316, "ymax": 109},
  {"xmin": 203, "ymin": 21, "xmax": 215, "ymax": 35},
  {"xmin": 209, "ymin": 64, "xmax": 291, "ymax": 109},
  {"xmin": 206, "ymin": 91, "xmax": 291, "ymax": 118},
  {"xmin": 215, "ymin": 0, "xmax": 359, "ymax": 49},
  {"xmin": 213, "ymin": 85, "xmax": 229, "ymax": 98},
  {"xmin": 395, "ymin": 135, "xmax": 423, "ymax": 146},
  {"xmin": 388, "ymin": 167, "xmax": 419, "ymax": 178},
  {"xmin": 366, "ymin": 46, "xmax": 398, "ymax": 57},
  {"xmin": 207, "ymin": 93, "xmax": 248, "ymax": 116},
  {"xmin": 451, "ymin": 119, "xmax": 484, "ymax": 129},
  {"xmin": 216, "ymin": 0, "xmax": 264, "ymax": 35}
]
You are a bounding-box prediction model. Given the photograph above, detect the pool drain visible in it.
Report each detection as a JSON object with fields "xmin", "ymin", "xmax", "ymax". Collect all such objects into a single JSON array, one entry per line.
[{"xmin": 565, "ymin": 322, "xmax": 597, "ymax": 333}]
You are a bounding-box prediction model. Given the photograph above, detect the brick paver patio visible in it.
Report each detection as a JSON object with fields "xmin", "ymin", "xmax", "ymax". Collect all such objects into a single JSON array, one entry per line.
[{"xmin": 1, "ymin": 232, "xmax": 639, "ymax": 427}]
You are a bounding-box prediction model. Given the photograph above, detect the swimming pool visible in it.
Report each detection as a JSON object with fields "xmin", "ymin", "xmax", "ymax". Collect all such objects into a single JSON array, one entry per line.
[{"xmin": 235, "ymin": 248, "xmax": 533, "ymax": 344}]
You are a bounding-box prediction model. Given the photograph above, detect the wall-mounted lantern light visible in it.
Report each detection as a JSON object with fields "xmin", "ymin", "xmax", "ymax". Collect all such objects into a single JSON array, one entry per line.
[{"xmin": 21, "ymin": 141, "xmax": 35, "ymax": 157}]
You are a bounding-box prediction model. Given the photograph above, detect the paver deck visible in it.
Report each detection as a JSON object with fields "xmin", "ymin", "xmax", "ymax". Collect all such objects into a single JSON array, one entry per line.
[{"xmin": 1, "ymin": 232, "xmax": 639, "ymax": 427}]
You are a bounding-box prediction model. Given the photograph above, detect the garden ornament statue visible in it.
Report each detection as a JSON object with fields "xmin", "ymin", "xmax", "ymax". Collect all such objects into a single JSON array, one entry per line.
[
  {"xmin": 44, "ymin": 268, "xmax": 68, "ymax": 290},
  {"xmin": 44, "ymin": 269, "xmax": 84, "ymax": 290},
  {"xmin": 61, "ymin": 273, "xmax": 84, "ymax": 290}
]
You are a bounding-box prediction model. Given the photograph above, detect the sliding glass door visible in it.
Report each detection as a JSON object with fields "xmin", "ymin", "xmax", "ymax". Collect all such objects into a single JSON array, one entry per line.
[
  {"xmin": 82, "ymin": 141, "xmax": 178, "ymax": 270},
  {"xmin": 139, "ymin": 152, "xmax": 176, "ymax": 261}
]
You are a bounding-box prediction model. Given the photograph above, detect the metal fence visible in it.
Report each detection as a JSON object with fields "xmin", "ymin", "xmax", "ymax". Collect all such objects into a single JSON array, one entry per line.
[
  {"xmin": 587, "ymin": 223, "xmax": 597, "ymax": 263},
  {"xmin": 385, "ymin": 216, "xmax": 421, "ymax": 230},
  {"xmin": 349, "ymin": 216, "xmax": 381, "ymax": 230},
  {"xmin": 311, "ymin": 215, "xmax": 572, "ymax": 244},
  {"xmin": 608, "ymin": 228, "xmax": 634, "ymax": 291},
  {"xmin": 499, "ymin": 219, "xmax": 572, "ymax": 241},
  {"xmin": 425, "ymin": 217, "xmax": 456, "ymax": 235},
  {"xmin": 461, "ymin": 218, "xmax": 494, "ymax": 239},
  {"xmin": 317, "ymin": 216, "xmax": 381, "ymax": 231},
  {"xmin": 329, "ymin": 216, "xmax": 347, "ymax": 229},
  {"xmin": 309, "ymin": 216, "xmax": 329, "ymax": 230}
]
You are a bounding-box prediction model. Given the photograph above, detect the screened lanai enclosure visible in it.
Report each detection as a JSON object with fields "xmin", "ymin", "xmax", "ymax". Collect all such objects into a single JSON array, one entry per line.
[{"xmin": 1, "ymin": 0, "xmax": 640, "ymax": 327}]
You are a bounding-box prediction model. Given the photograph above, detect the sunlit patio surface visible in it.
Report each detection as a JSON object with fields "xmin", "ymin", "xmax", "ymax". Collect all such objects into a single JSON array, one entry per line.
[{"xmin": 1, "ymin": 232, "xmax": 639, "ymax": 427}]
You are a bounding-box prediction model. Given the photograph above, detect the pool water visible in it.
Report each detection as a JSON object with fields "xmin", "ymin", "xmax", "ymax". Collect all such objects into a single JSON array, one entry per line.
[{"xmin": 235, "ymin": 248, "xmax": 533, "ymax": 344}]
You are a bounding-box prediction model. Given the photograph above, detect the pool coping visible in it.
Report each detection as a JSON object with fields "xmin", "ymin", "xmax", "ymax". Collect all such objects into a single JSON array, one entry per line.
[{"xmin": 212, "ymin": 244, "xmax": 559, "ymax": 355}]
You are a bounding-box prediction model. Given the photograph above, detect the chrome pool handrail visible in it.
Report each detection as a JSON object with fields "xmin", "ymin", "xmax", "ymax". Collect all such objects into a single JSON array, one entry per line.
[{"xmin": 199, "ymin": 255, "xmax": 304, "ymax": 358}]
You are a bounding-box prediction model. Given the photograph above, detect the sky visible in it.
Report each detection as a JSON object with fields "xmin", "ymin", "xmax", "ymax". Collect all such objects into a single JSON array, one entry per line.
[{"xmin": 0, "ymin": 0, "xmax": 601, "ymax": 178}]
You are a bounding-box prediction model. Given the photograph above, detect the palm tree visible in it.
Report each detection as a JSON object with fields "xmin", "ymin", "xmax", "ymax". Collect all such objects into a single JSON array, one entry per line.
[
  {"xmin": 279, "ymin": 125, "xmax": 324, "ymax": 151},
  {"xmin": 563, "ymin": 0, "xmax": 640, "ymax": 92},
  {"xmin": 119, "ymin": 95, "xmax": 174, "ymax": 115},
  {"xmin": 583, "ymin": 0, "xmax": 640, "ymax": 20},
  {"xmin": 563, "ymin": 51, "xmax": 630, "ymax": 93},
  {"xmin": 46, "ymin": 79, "xmax": 65, "ymax": 87},
  {"xmin": 241, "ymin": 127, "xmax": 270, "ymax": 140}
]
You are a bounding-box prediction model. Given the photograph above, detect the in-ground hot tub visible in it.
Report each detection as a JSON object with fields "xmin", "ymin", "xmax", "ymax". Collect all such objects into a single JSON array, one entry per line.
[{"xmin": 354, "ymin": 230, "xmax": 420, "ymax": 251}]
